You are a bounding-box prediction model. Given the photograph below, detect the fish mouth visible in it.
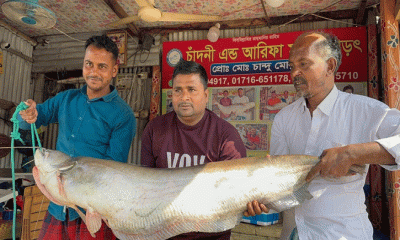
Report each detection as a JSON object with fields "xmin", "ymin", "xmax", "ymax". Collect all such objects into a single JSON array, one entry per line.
[{"xmin": 34, "ymin": 148, "xmax": 45, "ymax": 165}]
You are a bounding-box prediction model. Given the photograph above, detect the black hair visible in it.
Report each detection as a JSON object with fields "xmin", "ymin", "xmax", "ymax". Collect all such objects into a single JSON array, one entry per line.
[
  {"xmin": 343, "ymin": 85, "xmax": 354, "ymax": 93},
  {"xmin": 85, "ymin": 35, "xmax": 119, "ymax": 63},
  {"xmin": 172, "ymin": 59, "xmax": 208, "ymax": 89}
]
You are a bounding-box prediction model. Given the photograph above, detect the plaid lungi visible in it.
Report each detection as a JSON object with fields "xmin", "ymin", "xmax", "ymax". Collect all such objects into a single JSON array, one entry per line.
[
  {"xmin": 167, "ymin": 230, "xmax": 231, "ymax": 240},
  {"xmin": 38, "ymin": 210, "xmax": 117, "ymax": 240}
]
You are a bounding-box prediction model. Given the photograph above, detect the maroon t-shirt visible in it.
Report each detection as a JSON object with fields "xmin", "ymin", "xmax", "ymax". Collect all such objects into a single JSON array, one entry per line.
[
  {"xmin": 141, "ymin": 109, "xmax": 246, "ymax": 168},
  {"xmin": 140, "ymin": 109, "xmax": 246, "ymax": 239}
]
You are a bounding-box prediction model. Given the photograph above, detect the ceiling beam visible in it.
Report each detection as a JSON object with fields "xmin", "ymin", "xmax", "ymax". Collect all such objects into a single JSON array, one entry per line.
[
  {"xmin": 260, "ymin": 0, "xmax": 271, "ymax": 28},
  {"xmin": 355, "ymin": 0, "xmax": 367, "ymax": 25},
  {"xmin": 103, "ymin": 0, "xmax": 140, "ymax": 37},
  {"xmin": 141, "ymin": 9, "xmax": 359, "ymax": 34}
]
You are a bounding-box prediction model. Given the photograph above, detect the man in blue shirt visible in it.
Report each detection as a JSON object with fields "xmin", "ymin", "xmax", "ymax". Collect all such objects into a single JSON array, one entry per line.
[{"xmin": 19, "ymin": 35, "xmax": 136, "ymax": 240}]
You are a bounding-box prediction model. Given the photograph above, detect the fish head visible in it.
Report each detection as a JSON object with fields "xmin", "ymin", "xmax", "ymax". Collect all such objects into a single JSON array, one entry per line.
[
  {"xmin": 33, "ymin": 148, "xmax": 74, "ymax": 206},
  {"xmin": 34, "ymin": 148, "xmax": 72, "ymax": 174}
]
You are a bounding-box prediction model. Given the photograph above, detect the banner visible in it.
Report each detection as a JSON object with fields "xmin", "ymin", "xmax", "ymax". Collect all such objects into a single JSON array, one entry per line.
[{"xmin": 162, "ymin": 27, "xmax": 368, "ymax": 157}]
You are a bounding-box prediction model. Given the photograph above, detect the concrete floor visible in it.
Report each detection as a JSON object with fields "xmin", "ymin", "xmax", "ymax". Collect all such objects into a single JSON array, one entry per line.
[
  {"xmin": 231, "ymin": 223, "xmax": 390, "ymax": 240},
  {"xmin": 231, "ymin": 222, "xmax": 281, "ymax": 240}
]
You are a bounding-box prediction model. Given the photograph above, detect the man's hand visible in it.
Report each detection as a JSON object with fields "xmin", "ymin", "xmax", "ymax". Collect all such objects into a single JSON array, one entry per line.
[
  {"xmin": 19, "ymin": 99, "xmax": 38, "ymax": 124},
  {"xmin": 306, "ymin": 146, "xmax": 354, "ymax": 182},
  {"xmin": 243, "ymin": 200, "xmax": 269, "ymax": 217}
]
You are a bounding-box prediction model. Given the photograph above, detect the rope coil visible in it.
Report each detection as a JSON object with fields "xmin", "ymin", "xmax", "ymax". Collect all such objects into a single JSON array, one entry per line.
[{"xmin": 9, "ymin": 102, "xmax": 42, "ymax": 240}]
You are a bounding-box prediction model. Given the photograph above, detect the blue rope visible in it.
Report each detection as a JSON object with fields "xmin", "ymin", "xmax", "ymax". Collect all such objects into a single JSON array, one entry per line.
[{"xmin": 9, "ymin": 102, "xmax": 42, "ymax": 240}]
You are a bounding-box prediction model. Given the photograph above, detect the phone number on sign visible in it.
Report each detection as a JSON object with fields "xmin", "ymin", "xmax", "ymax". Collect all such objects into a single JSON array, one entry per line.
[{"xmin": 208, "ymin": 74, "xmax": 291, "ymax": 86}]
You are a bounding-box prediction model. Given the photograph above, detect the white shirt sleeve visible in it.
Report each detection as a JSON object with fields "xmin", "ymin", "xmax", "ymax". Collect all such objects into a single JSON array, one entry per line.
[
  {"xmin": 377, "ymin": 135, "xmax": 400, "ymax": 170},
  {"xmin": 374, "ymin": 107, "xmax": 400, "ymax": 170}
]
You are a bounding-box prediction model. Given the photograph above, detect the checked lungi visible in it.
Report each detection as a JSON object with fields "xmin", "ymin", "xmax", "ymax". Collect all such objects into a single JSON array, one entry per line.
[{"xmin": 38, "ymin": 210, "xmax": 117, "ymax": 240}]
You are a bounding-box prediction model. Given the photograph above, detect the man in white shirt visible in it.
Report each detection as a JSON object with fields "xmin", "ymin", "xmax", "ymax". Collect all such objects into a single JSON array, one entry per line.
[
  {"xmin": 248, "ymin": 31, "xmax": 400, "ymax": 239},
  {"xmin": 232, "ymin": 88, "xmax": 251, "ymax": 120}
]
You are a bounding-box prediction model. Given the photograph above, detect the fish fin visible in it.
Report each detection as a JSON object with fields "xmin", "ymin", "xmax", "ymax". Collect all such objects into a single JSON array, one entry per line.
[
  {"xmin": 266, "ymin": 184, "xmax": 313, "ymax": 212},
  {"xmin": 56, "ymin": 171, "xmax": 68, "ymax": 199},
  {"xmin": 85, "ymin": 207, "xmax": 102, "ymax": 238},
  {"xmin": 32, "ymin": 166, "xmax": 65, "ymax": 206},
  {"xmin": 102, "ymin": 217, "xmax": 111, "ymax": 228},
  {"xmin": 74, "ymin": 206, "xmax": 87, "ymax": 223}
]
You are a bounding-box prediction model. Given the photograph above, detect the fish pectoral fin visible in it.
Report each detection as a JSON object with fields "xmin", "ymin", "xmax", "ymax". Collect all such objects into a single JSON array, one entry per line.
[
  {"xmin": 56, "ymin": 171, "xmax": 67, "ymax": 199},
  {"xmin": 102, "ymin": 217, "xmax": 111, "ymax": 228},
  {"xmin": 266, "ymin": 184, "xmax": 313, "ymax": 212},
  {"xmin": 32, "ymin": 166, "xmax": 65, "ymax": 206},
  {"xmin": 85, "ymin": 207, "xmax": 103, "ymax": 237},
  {"xmin": 73, "ymin": 206, "xmax": 87, "ymax": 224}
]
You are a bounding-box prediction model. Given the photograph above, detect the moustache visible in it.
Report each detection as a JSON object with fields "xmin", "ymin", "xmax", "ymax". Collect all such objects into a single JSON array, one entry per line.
[
  {"xmin": 293, "ymin": 76, "xmax": 306, "ymax": 85},
  {"xmin": 178, "ymin": 102, "xmax": 193, "ymax": 107},
  {"xmin": 87, "ymin": 76, "xmax": 102, "ymax": 81}
]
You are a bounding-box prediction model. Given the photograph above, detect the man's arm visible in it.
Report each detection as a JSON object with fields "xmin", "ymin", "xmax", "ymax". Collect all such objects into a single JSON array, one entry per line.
[
  {"xmin": 307, "ymin": 105, "xmax": 400, "ymax": 181},
  {"xmin": 306, "ymin": 141, "xmax": 396, "ymax": 181},
  {"xmin": 218, "ymin": 124, "xmax": 247, "ymax": 161},
  {"xmin": 106, "ymin": 111, "xmax": 136, "ymax": 163},
  {"xmin": 19, "ymin": 94, "xmax": 64, "ymax": 129}
]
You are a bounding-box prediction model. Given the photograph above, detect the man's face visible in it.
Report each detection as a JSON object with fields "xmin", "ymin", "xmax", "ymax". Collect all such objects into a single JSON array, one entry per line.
[
  {"xmin": 345, "ymin": 89, "xmax": 353, "ymax": 93},
  {"xmin": 284, "ymin": 91, "xmax": 289, "ymax": 98},
  {"xmin": 223, "ymin": 91, "xmax": 229, "ymax": 97},
  {"xmin": 238, "ymin": 89, "xmax": 244, "ymax": 97},
  {"xmin": 82, "ymin": 45, "xmax": 118, "ymax": 96},
  {"xmin": 250, "ymin": 128, "xmax": 256, "ymax": 136},
  {"xmin": 172, "ymin": 73, "xmax": 209, "ymax": 126},
  {"xmin": 288, "ymin": 34, "xmax": 333, "ymax": 100},
  {"xmin": 271, "ymin": 92, "xmax": 277, "ymax": 98}
]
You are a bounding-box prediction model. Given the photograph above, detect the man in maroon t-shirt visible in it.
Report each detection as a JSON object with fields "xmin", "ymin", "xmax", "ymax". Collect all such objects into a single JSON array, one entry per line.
[
  {"xmin": 219, "ymin": 90, "xmax": 232, "ymax": 120},
  {"xmin": 141, "ymin": 60, "xmax": 268, "ymax": 239}
]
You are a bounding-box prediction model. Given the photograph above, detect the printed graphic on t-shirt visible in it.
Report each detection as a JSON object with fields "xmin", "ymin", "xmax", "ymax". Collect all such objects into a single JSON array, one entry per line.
[{"xmin": 167, "ymin": 152, "xmax": 206, "ymax": 168}]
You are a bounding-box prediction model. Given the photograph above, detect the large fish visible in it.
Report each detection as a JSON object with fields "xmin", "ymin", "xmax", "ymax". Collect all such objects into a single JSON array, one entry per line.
[
  {"xmin": 32, "ymin": 148, "xmax": 365, "ymax": 240},
  {"xmin": 213, "ymin": 101, "xmax": 255, "ymax": 116}
]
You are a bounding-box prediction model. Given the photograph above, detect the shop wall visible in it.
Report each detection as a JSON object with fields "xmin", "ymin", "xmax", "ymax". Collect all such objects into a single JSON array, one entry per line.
[{"xmin": 0, "ymin": 25, "xmax": 35, "ymax": 168}]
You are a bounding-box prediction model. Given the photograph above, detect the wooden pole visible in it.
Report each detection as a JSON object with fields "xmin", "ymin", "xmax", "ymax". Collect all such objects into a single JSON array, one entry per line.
[{"xmin": 380, "ymin": 0, "xmax": 400, "ymax": 238}]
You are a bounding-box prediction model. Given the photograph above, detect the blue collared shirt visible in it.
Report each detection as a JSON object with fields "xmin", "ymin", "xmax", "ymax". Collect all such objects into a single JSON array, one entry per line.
[{"xmin": 20, "ymin": 85, "xmax": 136, "ymax": 221}]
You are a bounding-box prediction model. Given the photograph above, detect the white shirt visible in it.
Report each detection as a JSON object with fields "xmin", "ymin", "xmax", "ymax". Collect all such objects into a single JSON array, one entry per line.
[
  {"xmin": 232, "ymin": 95, "xmax": 249, "ymax": 104},
  {"xmin": 232, "ymin": 95, "xmax": 250, "ymax": 119},
  {"xmin": 270, "ymin": 85, "xmax": 400, "ymax": 240}
]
